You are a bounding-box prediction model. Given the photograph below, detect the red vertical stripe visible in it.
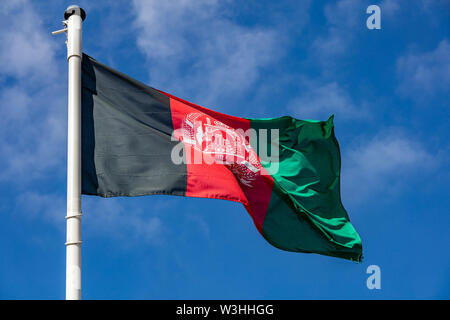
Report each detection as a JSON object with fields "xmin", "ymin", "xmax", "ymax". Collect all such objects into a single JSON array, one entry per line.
[{"xmin": 159, "ymin": 90, "xmax": 273, "ymax": 233}]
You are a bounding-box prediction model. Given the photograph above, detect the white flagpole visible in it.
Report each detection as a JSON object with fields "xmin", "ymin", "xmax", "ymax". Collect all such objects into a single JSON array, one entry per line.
[{"xmin": 53, "ymin": 5, "xmax": 86, "ymax": 300}]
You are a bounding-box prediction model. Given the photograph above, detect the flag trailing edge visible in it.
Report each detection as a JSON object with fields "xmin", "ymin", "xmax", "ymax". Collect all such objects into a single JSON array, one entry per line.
[{"xmin": 81, "ymin": 54, "xmax": 363, "ymax": 262}]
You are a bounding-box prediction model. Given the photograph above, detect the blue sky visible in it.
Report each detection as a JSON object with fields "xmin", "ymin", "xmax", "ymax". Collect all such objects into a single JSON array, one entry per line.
[{"xmin": 0, "ymin": 0, "xmax": 449, "ymax": 299}]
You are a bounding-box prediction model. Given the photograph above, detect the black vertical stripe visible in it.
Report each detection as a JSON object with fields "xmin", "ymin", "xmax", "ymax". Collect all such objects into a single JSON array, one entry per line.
[{"xmin": 81, "ymin": 54, "xmax": 187, "ymax": 197}]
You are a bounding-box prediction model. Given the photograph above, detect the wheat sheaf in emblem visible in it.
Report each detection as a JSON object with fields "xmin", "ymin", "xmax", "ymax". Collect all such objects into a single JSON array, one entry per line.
[{"xmin": 180, "ymin": 113, "xmax": 262, "ymax": 187}]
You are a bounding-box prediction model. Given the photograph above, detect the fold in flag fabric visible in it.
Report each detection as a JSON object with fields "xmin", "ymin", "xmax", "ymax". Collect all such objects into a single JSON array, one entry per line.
[{"xmin": 81, "ymin": 54, "xmax": 363, "ymax": 262}]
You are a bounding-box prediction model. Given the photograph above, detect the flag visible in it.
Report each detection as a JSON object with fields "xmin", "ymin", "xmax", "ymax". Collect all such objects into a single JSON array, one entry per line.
[{"xmin": 81, "ymin": 54, "xmax": 362, "ymax": 262}]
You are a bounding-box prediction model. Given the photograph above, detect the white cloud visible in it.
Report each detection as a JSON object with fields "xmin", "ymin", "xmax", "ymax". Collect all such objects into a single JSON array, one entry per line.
[
  {"xmin": 0, "ymin": 1, "xmax": 57, "ymax": 80},
  {"xmin": 396, "ymin": 39, "xmax": 450, "ymax": 101},
  {"xmin": 0, "ymin": 0, "xmax": 66, "ymax": 182},
  {"xmin": 341, "ymin": 130, "xmax": 436, "ymax": 204},
  {"xmin": 14, "ymin": 191, "xmax": 165, "ymax": 245},
  {"xmin": 418, "ymin": 0, "xmax": 450, "ymax": 14},
  {"xmin": 187, "ymin": 214, "xmax": 210, "ymax": 240},
  {"xmin": 82, "ymin": 197, "xmax": 164, "ymax": 245},
  {"xmin": 381, "ymin": 0, "xmax": 401, "ymax": 17},
  {"xmin": 311, "ymin": 0, "xmax": 362, "ymax": 65},
  {"xmin": 287, "ymin": 80, "xmax": 367, "ymax": 120},
  {"xmin": 16, "ymin": 191, "xmax": 65, "ymax": 226},
  {"xmin": 293, "ymin": 1, "xmax": 372, "ymax": 121},
  {"xmin": 132, "ymin": 0, "xmax": 283, "ymax": 106},
  {"xmin": 0, "ymin": 86, "xmax": 31, "ymax": 120}
]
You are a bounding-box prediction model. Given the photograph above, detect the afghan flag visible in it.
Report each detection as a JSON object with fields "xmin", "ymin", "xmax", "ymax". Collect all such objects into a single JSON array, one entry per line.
[{"xmin": 81, "ymin": 54, "xmax": 362, "ymax": 262}]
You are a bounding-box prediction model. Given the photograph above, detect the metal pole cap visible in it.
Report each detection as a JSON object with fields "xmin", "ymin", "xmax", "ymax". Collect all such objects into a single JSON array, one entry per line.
[{"xmin": 64, "ymin": 5, "xmax": 86, "ymax": 21}]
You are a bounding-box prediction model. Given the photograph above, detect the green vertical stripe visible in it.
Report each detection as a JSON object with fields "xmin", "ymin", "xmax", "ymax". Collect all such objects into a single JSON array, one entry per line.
[{"xmin": 250, "ymin": 116, "xmax": 362, "ymax": 262}]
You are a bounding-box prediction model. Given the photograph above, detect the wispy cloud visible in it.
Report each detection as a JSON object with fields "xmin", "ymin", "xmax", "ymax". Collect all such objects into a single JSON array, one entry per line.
[
  {"xmin": 341, "ymin": 129, "xmax": 437, "ymax": 205},
  {"xmin": 380, "ymin": 0, "xmax": 400, "ymax": 17},
  {"xmin": 295, "ymin": 0, "xmax": 371, "ymax": 121},
  {"xmin": 14, "ymin": 191, "xmax": 166, "ymax": 246},
  {"xmin": 0, "ymin": 0, "xmax": 57, "ymax": 80},
  {"xmin": 16, "ymin": 191, "xmax": 66, "ymax": 226},
  {"xmin": 82, "ymin": 197, "xmax": 164, "ymax": 245},
  {"xmin": 132, "ymin": 0, "xmax": 284, "ymax": 106},
  {"xmin": 396, "ymin": 39, "xmax": 450, "ymax": 102},
  {"xmin": 0, "ymin": 0, "xmax": 66, "ymax": 183},
  {"xmin": 186, "ymin": 214, "xmax": 210, "ymax": 240},
  {"xmin": 311, "ymin": 0, "xmax": 363, "ymax": 67},
  {"xmin": 287, "ymin": 80, "xmax": 368, "ymax": 120}
]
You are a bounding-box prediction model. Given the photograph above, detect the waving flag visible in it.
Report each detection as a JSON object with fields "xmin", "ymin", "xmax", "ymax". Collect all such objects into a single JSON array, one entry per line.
[{"xmin": 81, "ymin": 54, "xmax": 362, "ymax": 262}]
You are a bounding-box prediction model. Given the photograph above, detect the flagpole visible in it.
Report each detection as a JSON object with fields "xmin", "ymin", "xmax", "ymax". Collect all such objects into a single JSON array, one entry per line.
[{"xmin": 54, "ymin": 5, "xmax": 86, "ymax": 300}]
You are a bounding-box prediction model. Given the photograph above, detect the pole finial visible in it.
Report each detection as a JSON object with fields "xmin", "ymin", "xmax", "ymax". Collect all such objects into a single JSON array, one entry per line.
[{"xmin": 64, "ymin": 5, "xmax": 86, "ymax": 21}]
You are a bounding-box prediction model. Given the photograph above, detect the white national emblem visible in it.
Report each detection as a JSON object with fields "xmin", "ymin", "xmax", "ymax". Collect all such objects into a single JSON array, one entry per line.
[{"xmin": 180, "ymin": 113, "xmax": 261, "ymax": 187}]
